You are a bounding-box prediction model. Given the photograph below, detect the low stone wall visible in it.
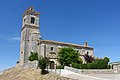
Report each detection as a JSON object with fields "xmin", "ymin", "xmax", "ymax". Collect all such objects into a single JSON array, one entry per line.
[
  {"xmin": 112, "ymin": 64, "xmax": 120, "ymax": 73},
  {"xmin": 47, "ymin": 69, "xmax": 62, "ymax": 75},
  {"xmin": 20, "ymin": 61, "xmax": 38, "ymax": 69},
  {"xmin": 117, "ymin": 65, "xmax": 120, "ymax": 72},
  {"xmin": 64, "ymin": 66, "xmax": 82, "ymax": 74},
  {"xmin": 64, "ymin": 66, "xmax": 116, "ymax": 74},
  {"xmin": 80, "ymin": 69, "xmax": 114, "ymax": 74}
]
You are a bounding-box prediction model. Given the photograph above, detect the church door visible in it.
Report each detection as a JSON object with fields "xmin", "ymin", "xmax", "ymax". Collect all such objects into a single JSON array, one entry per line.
[{"xmin": 50, "ymin": 61, "xmax": 55, "ymax": 69}]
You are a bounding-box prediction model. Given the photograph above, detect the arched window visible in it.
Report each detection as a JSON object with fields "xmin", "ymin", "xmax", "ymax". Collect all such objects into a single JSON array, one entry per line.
[{"xmin": 31, "ymin": 17, "xmax": 35, "ymax": 24}]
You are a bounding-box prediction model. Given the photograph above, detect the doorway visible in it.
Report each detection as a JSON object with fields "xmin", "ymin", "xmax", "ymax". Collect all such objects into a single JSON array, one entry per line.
[{"xmin": 50, "ymin": 61, "xmax": 55, "ymax": 69}]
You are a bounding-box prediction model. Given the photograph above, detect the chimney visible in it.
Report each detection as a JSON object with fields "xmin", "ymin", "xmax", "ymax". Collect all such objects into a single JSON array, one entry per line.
[{"xmin": 84, "ymin": 42, "xmax": 88, "ymax": 47}]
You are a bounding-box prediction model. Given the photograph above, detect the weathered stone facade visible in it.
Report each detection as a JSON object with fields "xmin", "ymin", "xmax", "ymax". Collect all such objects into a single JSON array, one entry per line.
[
  {"xmin": 19, "ymin": 7, "xmax": 40, "ymax": 66},
  {"xmin": 19, "ymin": 7, "xmax": 94, "ymax": 68},
  {"xmin": 39, "ymin": 40, "xmax": 94, "ymax": 68}
]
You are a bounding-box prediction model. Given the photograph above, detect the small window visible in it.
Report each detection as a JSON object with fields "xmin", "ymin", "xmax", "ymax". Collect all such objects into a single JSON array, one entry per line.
[
  {"xmin": 51, "ymin": 47, "xmax": 54, "ymax": 51},
  {"xmin": 87, "ymin": 51, "xmax": 89, "ymax": 55},
  {"xmin": 31, "ymin": 17, "xmax": 35, "ymax": 24}
]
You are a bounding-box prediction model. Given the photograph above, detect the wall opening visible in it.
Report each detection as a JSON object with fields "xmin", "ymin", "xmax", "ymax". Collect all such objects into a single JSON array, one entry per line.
[
  {"xmin": 49, "ymin": 61, "xmax": 55, "ymax": 69},
  {"xmin": 31, "ymin": 17, "xmax": 35, "ymax": 24}
]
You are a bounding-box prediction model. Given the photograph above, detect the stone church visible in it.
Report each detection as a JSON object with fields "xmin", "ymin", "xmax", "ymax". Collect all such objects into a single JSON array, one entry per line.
[{"xmin": 19, "ymin": 7, "xmax": 94, "ymax": 69}]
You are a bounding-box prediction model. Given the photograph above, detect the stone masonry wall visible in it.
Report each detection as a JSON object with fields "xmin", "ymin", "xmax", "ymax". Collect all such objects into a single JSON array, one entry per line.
[{"xmin": 64, "ymin": 66, "xmax": 119, "ymax": 74}]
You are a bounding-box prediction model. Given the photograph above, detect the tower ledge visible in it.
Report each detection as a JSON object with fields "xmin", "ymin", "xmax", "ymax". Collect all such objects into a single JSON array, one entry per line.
[{"xmin": 22, "ymin": 6, "xmax": 40, "ymax": 17}]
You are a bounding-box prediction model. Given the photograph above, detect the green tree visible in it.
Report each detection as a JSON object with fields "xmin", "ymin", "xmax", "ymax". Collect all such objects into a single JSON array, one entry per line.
[
  {"xmin": 38, "ymin": 56, "xmax": 49, "ymax": 74},
  {"xmin": 58, "ymin": 47, "xmax": 82, "ymax": 66},
  {"xmin": 29, "ymin": 52, "xmax": 38, "ymax": 61},
  {"xmin": 104, "ymin": 57, "xmax": 110, "ymax": 63}
]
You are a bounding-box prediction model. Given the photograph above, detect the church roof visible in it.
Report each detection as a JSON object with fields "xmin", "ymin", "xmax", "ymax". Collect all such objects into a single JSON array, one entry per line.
[{"xmin": 40, "ymin": 40, "xmax": 93, "ymax": 50}]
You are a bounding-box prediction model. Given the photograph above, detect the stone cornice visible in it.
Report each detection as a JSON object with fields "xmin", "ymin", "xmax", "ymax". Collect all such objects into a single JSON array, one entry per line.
[
  {"xmin": 40, "ymin": 40, "xmax": 94, "ymax": 50},
  {"xmin": 21, "ymin": 24, "xmax": 39, "ymax": 31}
]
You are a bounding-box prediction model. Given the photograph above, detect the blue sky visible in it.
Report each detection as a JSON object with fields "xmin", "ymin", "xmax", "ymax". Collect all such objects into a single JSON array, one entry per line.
[{"xmin": 0, "ymin": 0, "xmax": 120, "ymax": 71}]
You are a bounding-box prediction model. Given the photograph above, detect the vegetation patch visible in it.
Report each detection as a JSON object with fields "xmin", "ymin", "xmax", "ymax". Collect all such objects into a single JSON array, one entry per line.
[
  {"xmin": 29, "ymin": 52, "xmax": 38, "ymax": 61},
  {"xmin": 72, "ymin": 57, "xmax": 110, "ymax": 69},
  {"xmin": 29, "ymin": 52, "xmax": 49, "ymax": 74},
  {"xmin": 58, "ymin": 47, "xmax": 83, "ymax": 66}
]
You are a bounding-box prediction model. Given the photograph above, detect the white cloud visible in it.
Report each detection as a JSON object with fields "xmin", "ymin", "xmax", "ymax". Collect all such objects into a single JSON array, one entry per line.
[
  {"xmin": 11, "ymin": 37, "xmax": 20, "ymax": 41},
  {"xmin": 0, "ymin": 34, "xmax": 20, "ymax": 42},
  {"xmin": 0, "ymin": 45, "xmax": 13, "ymax": 48}
]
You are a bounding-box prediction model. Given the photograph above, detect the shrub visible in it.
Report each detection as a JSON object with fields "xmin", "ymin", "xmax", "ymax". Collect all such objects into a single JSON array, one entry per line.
[
  {"xmin": 29, "ymin": 52, "xmax": 38, "ymax": 61},
  {"xmin": 72, "ymin": 62, "xmax": 80, "ymax": 69},
  {"xmin": 104, "ymin": 57, "xmax": 110, "ymax": 63},
  {"xmin": 56, "ymin": 65, "xmax": 64, "ymax": 69},
  {"xmin": 38, "ymin": 57, "xmax": 49, "ymax": 74},
  {"xmin": 28, "ymin": 52, "xmax": 49, "ymax": 74},
  {"xmin": 72, "ymin": 57, "xmax": 110, "ymax": 69},
  {"xmin": 77, "ymin": 58, "xmax": 83, "ymax": 64}
]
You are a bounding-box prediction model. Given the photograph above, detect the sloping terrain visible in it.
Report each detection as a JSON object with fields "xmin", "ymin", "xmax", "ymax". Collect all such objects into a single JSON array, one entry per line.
[{"xmin": 0, "ymin": 67, "xmax": 70, "ymax": 80}]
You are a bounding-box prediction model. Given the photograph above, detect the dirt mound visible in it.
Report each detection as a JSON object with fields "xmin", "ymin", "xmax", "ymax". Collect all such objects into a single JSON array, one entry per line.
[{"xmin": 0, "ymin": 67, "xmax": 70, "ymax": 80}]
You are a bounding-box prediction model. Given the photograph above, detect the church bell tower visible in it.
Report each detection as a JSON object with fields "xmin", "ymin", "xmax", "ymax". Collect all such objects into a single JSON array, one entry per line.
[{"xmin": 19, "ymin": 7, "xmax": 41, "ymax": 65}]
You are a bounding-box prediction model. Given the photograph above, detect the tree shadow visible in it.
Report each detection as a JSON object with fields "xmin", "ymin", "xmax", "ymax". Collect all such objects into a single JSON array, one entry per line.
[{"xmin": 41, "ymin": 70, "xmax": 49, "ymax": 75}]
